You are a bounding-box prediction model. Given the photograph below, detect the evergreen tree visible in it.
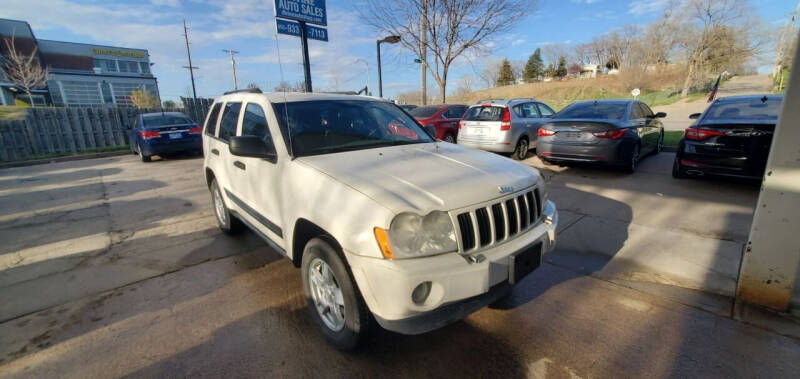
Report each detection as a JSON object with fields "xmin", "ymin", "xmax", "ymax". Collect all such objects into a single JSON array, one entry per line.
[
  {"xmin": 556, "ymin": 56, "xmax": 567, "ymax": 77},
  {"xmin": 523, "ymin": 48, "xmax": 544, "ymax": 82},
  {"xmin": 495, "ymin": 58, "xmax": 515, "ymax": 86}
]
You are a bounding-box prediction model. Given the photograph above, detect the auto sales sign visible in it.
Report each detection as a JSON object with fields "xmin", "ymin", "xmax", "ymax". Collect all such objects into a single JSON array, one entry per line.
[{"xmin": 274, "ymin": 0, "xmax": 327, "ymax": 26}]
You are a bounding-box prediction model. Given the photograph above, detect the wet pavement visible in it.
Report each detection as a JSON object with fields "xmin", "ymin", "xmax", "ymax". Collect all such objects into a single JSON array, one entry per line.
[{"xmin": 1, "ymin": 153, "xmax": 798, "ymax": 378}]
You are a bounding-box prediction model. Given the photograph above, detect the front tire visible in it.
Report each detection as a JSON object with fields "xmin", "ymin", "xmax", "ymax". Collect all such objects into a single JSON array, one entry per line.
[
  {"xmin": 302, "ymin": 238, "xmax": 371, "ymax": 351},
  {"xmin": 512, "ymin": 137, "xmax": 529, "ymax": 160},
  {"xmin": 210, "ymin": 179, "xmax": 244, "ymax": 234}
]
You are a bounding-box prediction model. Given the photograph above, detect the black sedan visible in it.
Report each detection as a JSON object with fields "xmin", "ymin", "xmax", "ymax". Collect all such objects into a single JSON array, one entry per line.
[
  {"xmin": 536, "ymin": 100, "xmax": 665, "ymax": 172},
  {"xmin": 672, "ymin": 94, "xmax": 783, "ymax": 179}
]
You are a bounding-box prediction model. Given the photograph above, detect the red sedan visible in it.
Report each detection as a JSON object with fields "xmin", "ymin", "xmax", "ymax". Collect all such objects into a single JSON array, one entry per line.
[{"xmin": 409, "ymin": 104, "xmax": 469, "ymax": 143}]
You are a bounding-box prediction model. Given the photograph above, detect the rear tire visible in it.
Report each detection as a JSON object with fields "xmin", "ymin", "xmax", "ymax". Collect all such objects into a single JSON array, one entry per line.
[
  {"xmin": 210, "ymin": 179, "xmax": 244, "ymax": 234},
  {"xmin": 625, "ymin": 143, "xmax": 640, "ymax": 173},
  {"xmin": 442, "ymin": 133, "xmax": 456, "ymax": 144},
  {"xmin": 512, "ymin": 137, "xmax": 529, "ymax": 160},
  {"xmin": 672, "ymin": 157, "xmax": 687, "ymax": 179},
  {"xmin": 137, "ymin": 143, "xmax": 152, "ymax": 163},
  {"xmin": 302, "ymin": 238, "xmax": 371, "ymax": 351}
]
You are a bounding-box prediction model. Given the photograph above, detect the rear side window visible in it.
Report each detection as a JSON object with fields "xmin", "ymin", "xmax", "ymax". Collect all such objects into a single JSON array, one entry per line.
[
  {"xmin": 536, "ymin": 103, "xmax": 554, "ymax": 117},
  {"xmin": 464, "ymin": 106, "xmax": 504, "ymax": 121},
  {"xmin": 204, "ymin": 103, "xmax": 222, "ymax": 136},
  {"xmin": 240, "ymin": 103, "xmax": 277, "ymax": 157},
  {"xmin": 218, "ymin": 102, "xmax": 242, "ymax": 142},
  {"xmin": 512, "ymin": 103, "xmax": 539, "ymax": 118}
]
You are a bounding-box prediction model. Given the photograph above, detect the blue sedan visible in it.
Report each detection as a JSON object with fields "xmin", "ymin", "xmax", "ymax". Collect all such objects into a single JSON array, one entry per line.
[{"xmin": 128, "ymin": 112, "xmax": 202, "ymax": 162}]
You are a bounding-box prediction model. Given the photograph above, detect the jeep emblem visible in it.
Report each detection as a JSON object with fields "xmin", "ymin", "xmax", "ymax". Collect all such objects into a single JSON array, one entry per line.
[{"xmin": 498, "ymin": 185, "xmax": 514, "ymax": 194}]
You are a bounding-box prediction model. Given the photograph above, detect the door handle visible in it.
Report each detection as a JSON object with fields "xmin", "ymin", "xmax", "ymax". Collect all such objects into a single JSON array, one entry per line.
[
  {"xmin": 233, "ymin": 161, "xmax": 246, "ymax": 170},
  {"xmin": 211, "ymin": 148, "xmax": 219, "ymax": 156}
]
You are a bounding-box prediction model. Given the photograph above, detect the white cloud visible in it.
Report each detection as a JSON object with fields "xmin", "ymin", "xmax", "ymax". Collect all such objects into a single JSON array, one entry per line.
[
  {"xmin": 628, "ymin": 0, "xmax": 668, "ymax": 16},
  {"xmin": 511, "ymin": 39, "xmax": 526, "ymax": 47}
]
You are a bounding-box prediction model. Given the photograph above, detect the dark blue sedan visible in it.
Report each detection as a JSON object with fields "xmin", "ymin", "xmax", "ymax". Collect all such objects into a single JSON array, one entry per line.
[{"xmin": 128, "ymin": 112, "xmax": 202, "ymax": 162}]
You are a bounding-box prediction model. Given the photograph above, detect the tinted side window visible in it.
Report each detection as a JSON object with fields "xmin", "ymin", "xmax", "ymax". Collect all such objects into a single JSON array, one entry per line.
[
  {"xmin": 629, "ymin": 103, "xmax": 644, "ymax": 120},
  {"xmin": 638, "ymin": 103, "xmax": 653, "ymax": 117},
  {"xmin": 204, "ymin": 103, "xmax": 222, "ymax": 136},
  {"xmin": 218, "ymin": 102, "xmax": 242, "ymax": 142},
  {"xmin": 240, "ymin": 103, "xmax": 276, "ymax": 156},
  {"xmin": 537, "ymin": 103, "xmax": 554, "ymax": 117},
  {"xmin": 513, "ymin": 103, "xmax": 539, "ymax": 118},
  {"xmin": 444, "ymin": 106, "xmax": 466, "ymax": 118}
]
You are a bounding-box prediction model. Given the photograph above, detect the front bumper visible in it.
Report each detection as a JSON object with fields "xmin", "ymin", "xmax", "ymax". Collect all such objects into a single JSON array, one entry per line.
[{"xmin": 345, "ymin": 200, "xmax": 558, "ymax": 335}]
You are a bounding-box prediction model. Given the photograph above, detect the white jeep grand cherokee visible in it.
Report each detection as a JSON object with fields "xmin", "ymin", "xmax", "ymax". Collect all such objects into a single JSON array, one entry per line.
[{"xmin": 202, "ymin": 91, "xmax": 558, "ymax": 350}]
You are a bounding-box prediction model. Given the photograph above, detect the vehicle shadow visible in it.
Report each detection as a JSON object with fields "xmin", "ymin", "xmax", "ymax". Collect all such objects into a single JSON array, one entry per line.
[{"xmin": 0, "ymin": 167, "xmax": 123, "ymax": 190}]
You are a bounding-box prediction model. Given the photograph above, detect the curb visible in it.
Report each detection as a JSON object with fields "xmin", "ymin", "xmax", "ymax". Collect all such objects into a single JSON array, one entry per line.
[{"xmin": 0, "ymin": 150, "xmax": 132, "ymax": 170}]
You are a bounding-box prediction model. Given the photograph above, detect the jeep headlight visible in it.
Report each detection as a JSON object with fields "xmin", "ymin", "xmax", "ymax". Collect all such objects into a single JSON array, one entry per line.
[{"xmin": 380, "ymin": 211, "xmax": 457, "ymax": 258}]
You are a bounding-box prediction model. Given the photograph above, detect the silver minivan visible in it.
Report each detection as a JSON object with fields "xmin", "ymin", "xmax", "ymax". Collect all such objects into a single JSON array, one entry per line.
[{"xmin": 457, "ymin": 98, "xmax": 555, "ymax": 160}]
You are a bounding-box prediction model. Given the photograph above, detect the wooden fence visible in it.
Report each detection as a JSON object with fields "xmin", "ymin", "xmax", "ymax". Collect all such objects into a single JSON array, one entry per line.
[{"xmin": 0, "ymin": 98, "xmax": 213, "ymax": 162}]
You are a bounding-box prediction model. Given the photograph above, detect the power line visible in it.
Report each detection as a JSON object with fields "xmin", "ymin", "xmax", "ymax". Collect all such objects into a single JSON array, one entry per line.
[{"xmin": 222, "ymin": 49, "xmax": 240, "ymax": 90}]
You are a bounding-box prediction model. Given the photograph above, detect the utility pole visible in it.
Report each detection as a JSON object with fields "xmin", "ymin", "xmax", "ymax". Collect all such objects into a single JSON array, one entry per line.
[
  {"xmin": 182, "ymin": 19, "xmax": 198, "ymax": 101},
  {"xmin": 223, "ymin": 49, "xmax": 240, "ymax": 90},
  {"xmin": 420, "ymin": 0, "xmax": 427, "ymax": 105}
]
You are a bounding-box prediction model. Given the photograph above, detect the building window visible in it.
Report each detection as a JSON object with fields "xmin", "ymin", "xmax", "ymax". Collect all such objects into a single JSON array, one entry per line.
[
  {"xmin": 140, "ymin": 62, "xmax": 150, "ymax": 74},
  {"xmin": 93, "ymin": 59, "xmax": 118, "ymax": 73},
  {"xmin": 47, "ymin": 80, "xmax": 63, "ymax": 106},
  {"xmin": 61, "ymin": 80, "xmax": 104, "ymax": 107},
  {"xmin": 110, "ymin": 82, "xmax": 155, "ymax": 107},
  {"xmin": 118, "ymin": 60, "xmax": 140, "ymax": 73}
]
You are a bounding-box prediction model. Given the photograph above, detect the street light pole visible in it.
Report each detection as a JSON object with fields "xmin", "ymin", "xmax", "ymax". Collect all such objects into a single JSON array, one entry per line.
[{"xmin": 376, "ymin": 35, "xmax": 401, "ymax": 98}]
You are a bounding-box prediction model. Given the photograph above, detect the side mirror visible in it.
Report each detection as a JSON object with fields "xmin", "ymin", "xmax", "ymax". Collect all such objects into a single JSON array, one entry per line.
[
  {"xmin": 689, "ymin": 113, "xmax": 701, "ymax": 119},
  {"xmin": 653, "ymin": 112, "xmax": 667, "ymax": 118},
  {"xmin": 422, "ymin": 125, "xmax": 437, "ymax": 140},
  {"xmin": 229, "ymin": 136, "xmax": 276, "ymax": 161}
]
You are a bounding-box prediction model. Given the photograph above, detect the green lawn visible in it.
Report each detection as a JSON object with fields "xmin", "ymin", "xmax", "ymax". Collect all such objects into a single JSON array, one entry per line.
[{"xmin": 662, "ymin": 130, "xmax": 683, "ymax": 148}]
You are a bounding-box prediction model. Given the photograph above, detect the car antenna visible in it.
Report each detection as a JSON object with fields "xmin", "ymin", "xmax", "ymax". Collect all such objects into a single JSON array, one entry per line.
[{"xmin": 761, "ymin": 95, "xmax": 768, "ymax": 103}]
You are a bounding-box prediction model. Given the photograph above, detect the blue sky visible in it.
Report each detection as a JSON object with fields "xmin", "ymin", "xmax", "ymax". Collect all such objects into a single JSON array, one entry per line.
[{"xmin": 2, "ymin": 0, "xmax": 794, "ymax": 102}]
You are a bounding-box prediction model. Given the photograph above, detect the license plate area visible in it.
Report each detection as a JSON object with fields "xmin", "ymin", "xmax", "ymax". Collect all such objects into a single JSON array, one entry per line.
[
  {"xmin": 470, "ymin": 127, "xmax": 488, "ymax": 135},
  {"xmin": 509, "ymin": 242, "xmax": 542, "ymax": 284},
  {"xmin": 168, "ymin": 133, "xmax": 183, "ymax": 139}
]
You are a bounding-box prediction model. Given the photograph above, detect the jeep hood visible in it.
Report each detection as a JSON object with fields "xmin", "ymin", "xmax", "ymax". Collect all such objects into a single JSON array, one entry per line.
[{"xmin": 297, "ymin": 143, "xmax": 540, "ymax": 213}]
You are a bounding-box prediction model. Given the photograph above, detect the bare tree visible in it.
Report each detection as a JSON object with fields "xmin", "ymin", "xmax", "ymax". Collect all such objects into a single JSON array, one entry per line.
[
  {"xmin": 678, "ymin": 0, "xmax": 762, "ymax": 97},
  {"xmin": 477, "ymin": 57, "xmax": 504, "ymax": 88},
  {"xmin": 1, "ymin": 35, "xmax": 49, "ymax": 106},
  {"xmin": 362, "ymin": 0, "xmax": 534, "ymax": 102},
  {"xmin": 130, "ymin": 88, "xmax": 159, "ymax": 108}
]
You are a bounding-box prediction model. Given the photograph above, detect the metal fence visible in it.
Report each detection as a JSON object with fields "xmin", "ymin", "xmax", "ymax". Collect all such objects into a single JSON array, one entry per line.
[{"xmin": 0, "ymin": 98, "xmax": 213, "ymax": 162}]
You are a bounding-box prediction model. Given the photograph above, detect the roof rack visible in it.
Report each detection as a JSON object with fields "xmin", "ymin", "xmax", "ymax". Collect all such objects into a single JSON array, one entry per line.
[
  {"xmin": 475, "ymin": 99, "xmax": 506, "ymax": 104},
  {"xmin": 223, "ymin": 88, "xmax": 263, "ymax": 95},
  {"xmin": 508, "ymin": 97, "xmax": 537, "ymax": 102}
]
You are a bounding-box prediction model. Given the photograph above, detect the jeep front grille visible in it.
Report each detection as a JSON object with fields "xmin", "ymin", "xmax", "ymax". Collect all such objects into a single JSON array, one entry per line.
[{"xmin": 455, "ymin": 188, "xmax": 542, "ymax": 252}]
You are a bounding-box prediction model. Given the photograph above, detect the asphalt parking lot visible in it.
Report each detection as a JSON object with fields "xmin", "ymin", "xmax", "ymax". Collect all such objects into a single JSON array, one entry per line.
[{"xmin": 1, "ymin": 152, "xmax": 798, "ymax": 378}]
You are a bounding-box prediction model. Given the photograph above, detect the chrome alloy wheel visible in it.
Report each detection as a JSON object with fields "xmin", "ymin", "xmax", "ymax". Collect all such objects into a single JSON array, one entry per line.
[
  {"xmin": 213, "ymin": 185, "xmax": 227, "ymax": 226},
  {"xmin": 308, "ymin": 258, "xmax": 346, "ymax": 331}
]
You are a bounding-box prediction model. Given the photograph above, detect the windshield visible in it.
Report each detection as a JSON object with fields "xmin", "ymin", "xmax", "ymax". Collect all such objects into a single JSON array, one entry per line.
[
  {"xmin": 703, "ymin": 98, "xmax": 783, "ymax": 121},
  {"xmin": 463, "ymin": 105, "xmax": 505, "ymax": 121},
  {"xmin": 554, "ymin": 102, "xmax": 628, "ymax": 120},
  {"xmin": 272, "ymin": 100, "xmax": 433, "ymax": 157},
  {"xmin": 142, "ymin": 114, "xmax": 193, "ymax": 127},
  {"xmin": 409, "ymin": 106, "xmax": 441, "ymax": 118}
]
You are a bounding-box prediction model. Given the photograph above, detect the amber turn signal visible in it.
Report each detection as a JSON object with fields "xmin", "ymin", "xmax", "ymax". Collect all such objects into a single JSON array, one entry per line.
[{"xmin": 373, "ymin": 227, "xmax": 393, "ymax": 259}]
